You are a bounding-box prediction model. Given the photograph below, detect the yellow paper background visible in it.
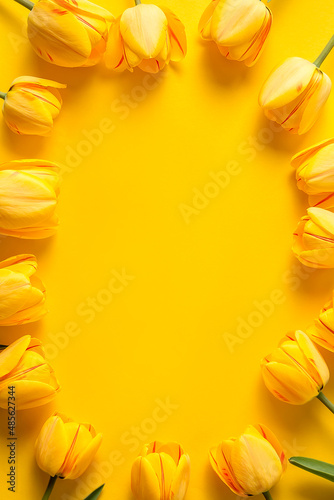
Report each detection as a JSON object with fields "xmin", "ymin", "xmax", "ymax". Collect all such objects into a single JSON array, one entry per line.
[{"xmin": 0, "ymin": 0, "xmax": 334, "ymax": 499}]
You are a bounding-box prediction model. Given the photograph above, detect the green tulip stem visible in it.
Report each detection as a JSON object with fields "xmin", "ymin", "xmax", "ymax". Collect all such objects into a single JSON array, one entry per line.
[
  {"xmin": 13, "ymin": 0, "xmax": 34, "ymax": 10},
  {"xmin": 263, "ymin": 492, "xmax": 273, "ymax": 500},
  {"xmin": 0, "ymin": 92, "xmax": 6, "ymax": 100},
  {"xmin": 314, "ymin": 34, "xmax": 334, "ymax": 67},
  {"xmin": 317, "ymin": 392, "xmax": 334, "ymax": 414},
  {"xmin": 135, "ymin": 0, "xmax": 141, "ymax": 4},
  {"xmin": 42, "ymin": 476, "xmax": 57, "ymax": 500}
]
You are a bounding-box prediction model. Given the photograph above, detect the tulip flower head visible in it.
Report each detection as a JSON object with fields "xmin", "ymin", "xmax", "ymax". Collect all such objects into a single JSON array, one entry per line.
[
  {"xmin": 105, "ymin": 2, "xmax": 187, "ymax": 73},
  {"xmin": 26, "ymin": 0, "xmax": 114, "ymax": 67},
  {"xmin": 293, "ymin": 207, "xmax": 334, "ymax": 269},
  {"xmin": 292, "ymin": 138, "xmax": 334, "ymax": 195},
  {"xmin": 199, "ymin": 0, "xmax": 272, "ymax": 67},
  {"xmin": 209, "ymin": 424, "xmax": 286, "ymax": 497},
  {"xmin": 0, "ymin": 335, "xmax": 60, "ymax": 410},
  {"xmin": 307, "ymin": 292, "xmax": 334, "ymax": 352},
  {"xmin": 35, "ymin": 413, "xmax": 102, "ymax": 479},
  {"xmin": 0, "ymin": 159, "xmax": 60, "ymax": 239},
  {"xmin": 1, "ymin": 76, "xmax": 66, "ymax": 136},
  {"xmin": 0, "ymin": 254, "xmax": 47, "ymax": 326},
  {"xmin": 259, "ymin": 57, "xmax": 331, "ymax": 134},
  {"xmin": 261, "ymin": 330, "xmax": 329, "ymax": 405},
  {"xmin": 131, "ymin": 441, "xmax": 190, "ymax": 500}
]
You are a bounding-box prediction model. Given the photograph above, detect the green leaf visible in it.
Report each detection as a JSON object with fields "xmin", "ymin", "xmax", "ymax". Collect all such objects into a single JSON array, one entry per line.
[
  {"xmin": 84, "ymin": 484, "xmax": 105, "ymax": 500},
  {"xmin": 289, "ymin": 457, "xmax": 334, "ymax": 482}
]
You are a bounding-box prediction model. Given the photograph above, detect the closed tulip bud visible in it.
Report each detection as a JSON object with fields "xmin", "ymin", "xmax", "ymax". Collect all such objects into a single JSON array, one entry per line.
[
  {"xmin": 261, "ymin": 330, "xmax": 329, "ymax": 405},
  {"xmin": 26, "ymin": 0, "xmax": 114, "ymax": 67},
  {"xmin": 259, "ymin": 57, "xmax": 331, "ymax": 134},
  {"xmin": 199, "ymin": 0, "xmax": 272, "ymax": 67},
  {"xmin": 105, "ymin": 2, "xmax": 187, "ymax": 73},
  {"xmin": 35, "ymin": 413, "xmax": 102, "ymax": 480},
  {"xmin": 0, "ymin": 254, "xmax": 47, "ymax": 326},
  {"xmin": 1, "ymin": 76, "xmax": 66, "ymax": 136},
  {"xmin": 0, "ymin": 159, "xmax": 60, "ymax": 239},
  {"xmin": 210, "ymin": 424, "xmax": 286, "ymax": 497},
  {"xmin": 292, "ymin": 207, "xmax": 334, "ymax": 269},
  {"xmin": 0, "ymin": 335, "xmax": 60, "ymax": 410},
  {"xmin": 131, "ymin": 441, "xmax": 190, "ymax": 500},
  {"xmin": 307, "ymin": 293, "xmax": 334, "ymax": 352},
  {"xmin": 292, "ymin": 138, "xmax": 334, "ymax": 194}
]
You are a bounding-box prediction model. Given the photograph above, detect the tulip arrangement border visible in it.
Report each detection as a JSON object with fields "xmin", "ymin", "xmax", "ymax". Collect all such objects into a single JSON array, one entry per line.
[{"xmin": 0, "ymin": 0, "xmax": 334, "ymax": 499}]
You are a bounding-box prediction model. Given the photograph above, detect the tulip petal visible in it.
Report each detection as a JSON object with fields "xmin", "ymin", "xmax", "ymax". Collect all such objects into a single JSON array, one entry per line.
[
  {"xmin": 254, "ymin": 424, "xmax": 287, "ymax": 469},
  {"xmin": 160, "ymin": 7, "xmax": 186, "ymax": 62},
  {"xmin": 105, "ymin": 17, "xmax": 129, "ymax": 71},
  {"xmin": 295, "ymin": 330, "xmax": 329, "ymax": 388},
  {"xmin": 56, "ymin": 0, "xmax": 113, "ymax": 22},
  {"xmin": 65, "ymin": 433, "xmax": 102, "ymax": 479},
  {"xmin": 308, "ymin": 207, "xmax": 334, "ymax": 237},
  {"xmin": 0, "ymin": 335, "xmax": 31, "ymax": 378},
  {"xmin": 298, "ymin": 71, "xmax": 332, "ymax": 135},
  {"xmin": 259, "ymin": 57, "xmax": 316, "ymax": 109},
  {"xmin": 131, "ymin": 457, "xmax": 161, "ymax": 500},
  {"xmin": 28, "ymin": 1, "xmax": 92, "ymax": 67},
  {"xmin": 35, "ymin": 415, "xmax": 68, "ymax": 476},
  {"xmin": 211, "ymin": 0, "xmax": 266, "ymax": 46},
  {"xmin": 11, "ymin": 76, "xmax": 66, "ymax": 91},
  {"xmin": 120, "ymin": 4, "xmax": 168, "ymax": 59},
  {"xmin": 210, "ymin": 442, "xmax": 245, "ymax": 496},
  {"xmin": 170, "ymin": 454, "xmax": 190, "ymax": 500},
  {"xmin": 198, "ymin": 0, "xmax": 220, "ymax": 38},
  {"xmin": 4, "ymin": 90, "xmax": 54, "ymax": 136},
  {"xmin": 0, "ymin": 170, "xmax": 57, "ymax": 230},
  {"xmin": 0, "ymin": 379, "xmax": 59, "ymax": 410},
  {"xmin": 291, "ymin": 137, "xmax": 334, "ymax": 170},
  {"xmin": 262, "ymin": 361, "xmax": 318, "ymax": 404},
  {"xmin": 231, "ymin": 432, "xmax": 282, "ymax": 496},
  {"xmin": 0, "ymin": 254, "xmax": 37, "ymax": 277}
]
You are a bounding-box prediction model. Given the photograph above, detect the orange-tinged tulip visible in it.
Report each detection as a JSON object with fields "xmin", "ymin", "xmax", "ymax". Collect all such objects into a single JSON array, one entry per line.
[
  {"xmin": 131, "ymin": 441, "xmax": 190, "ymax": 500},
  {"xmin": 35, "ymin": 413, "xmax": 102, "ymax": 479},
  {"xmin": 292, "ymin": 207, "xmax": 334, "ymax": 268},
  {"xmin": 0, "ymin": 254, "xmax": 47, "ymax": 326},
  {"xmin": 0, "ymin": 335, "xmax": 60, "ymax": 410},
  {"xmin": 261, "ymin": 330, "xmax": 329, "ymax": 405},
  {"xmin": 0, "ymin": 159, "xmax": 60, "ymax": 239},
  {"xmin": 292, "ymin": 138, "xmax": 334, "ymax": 195},
  {"xmin": 105, "ymin": 3, "xmax": 187, "ymax": 73},
  {"xmin": 307, "ymin": 292, "xmax": 334, "ymax": 352},
  {"xmin": 1, "ymin": 76, "xmax": 66, "ymax": 135},
  {"xmin": 27, "ymin": 0, "xmax": 114, "ymax": 67},
  {"xmin": 259, "ymin": 57, "xmax": 331, "ymax": 134},
  {"xmin": 209, "ymin": 424, "xmax": 286, "ymax": 497},
  {"xmin": 199, "ymin": 0, "xmax": 272, "ymax": 67}
]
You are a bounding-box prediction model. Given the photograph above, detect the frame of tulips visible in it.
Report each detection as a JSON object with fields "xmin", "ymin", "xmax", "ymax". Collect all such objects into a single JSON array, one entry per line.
[{"xmin": 0, "ymin": 0, "xmax": 334, "ymax": 499}]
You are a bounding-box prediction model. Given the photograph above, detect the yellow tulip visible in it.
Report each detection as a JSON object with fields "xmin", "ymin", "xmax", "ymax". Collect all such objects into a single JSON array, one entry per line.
[
  {"xmin": 209, "ymin": 424, "xmax": 286, "ymax": 497},
  {"xmin": 0, "ymin": 335, "xmax": 60, "ymax": 410},
  {"xmin": 105, "ymin": 2, "xmax": 187, "ymax": 73},
  {"xmin": 261, "ymin": 330, "xmax": 329, "ymax": 405},
  {"xmin": 0, "ymin": 159, "xmax": 60, "ymax": 239},
  {"xmin": 292, "ymin": 207, "xmax": 334, "ymax": 268},
  {"xmin": 259, "ymin": 57, "xmax": 331, "ymax": 134},
  {"xmin": 0, "ymin": 254, "xmax": 47, "ymax": 326},
  {"xmin": 292, "ymin": 138, "xmax": 334, "ymax": 194},
  {"xmin": 199, "ymin": 0, "xmax": 272, "ymax": 67},
  {"xmin": 1, "ymin": 76, "xmax": 66, "ymax": 135},
  {"xmin": 27, "ymin": 0, "xmax": 113, "ymax": 67},
  {"xmin": 131, "ymin": 441, "xmax": 190, "ymax": 500},
  {"xmin": 307, "ymin": 292, "xmax": 334, "ymax": 352},
  {"xmin": 35, "ymin": 413, "xmax": 102, "ymax": 479}
]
